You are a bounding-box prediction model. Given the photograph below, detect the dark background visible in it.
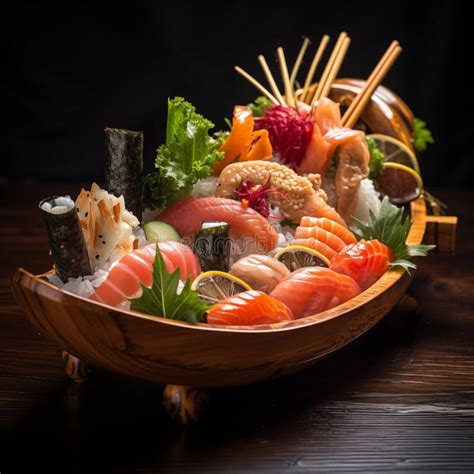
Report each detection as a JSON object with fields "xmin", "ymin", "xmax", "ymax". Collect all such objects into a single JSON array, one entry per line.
[{"xmin": 4, "ymin": 1, "xmax": 471, "ymax": 188}]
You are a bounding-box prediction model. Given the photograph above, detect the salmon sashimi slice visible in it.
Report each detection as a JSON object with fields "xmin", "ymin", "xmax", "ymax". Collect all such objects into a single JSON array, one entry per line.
[
  {"xmin": 157, "ymin": 197, "xmax": 278, "ymax": 253},
  {"xmin": 299, "ymin": 217, "xmax": 357, "ymax": 245},
  {"xmin": 270, "ymin": 266, "xmax": 361, "ymax": 319},
  {"xmin": 292, "ymin": 237, "xmax": 339, "ymax": 261},
  {"xmin": 330, "ymin": 239, "xmax": 393, "ymax": 291},
  {"xmin": 91, "ymin": 242, "xmax": 201, "ymax": 307},
  {"xmin": 294, "ymin": 226, "xmax": 347, "ymax": 252},
  {"xmin": 301, "ymin": 194, "xmax": 347, "ymax": 228},
  {"xmin": 297, "ymin": 98, "xmax": 364, "ymax": 175},
  {"xmin": 207, "ymin": 290, "xmax": 294, "ymax": 326},
  {"xmin": 312, "ymin": 96, "xmax": 343, "ymax": 133}
]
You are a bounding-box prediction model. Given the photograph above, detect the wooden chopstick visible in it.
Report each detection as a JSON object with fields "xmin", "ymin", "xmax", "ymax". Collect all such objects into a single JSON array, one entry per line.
[
  {"xmin": 277, "ymin": 47, "xmax": 295, "ymax": 107},
  {"xmin": 258, "ymin": 54, "xmax": 287, "ymax": 106},
  {"xmin": 319, "ymin": 36, "xmax": 351, "ymax": 100},
  {"xmin": 310, "ymin": 32, "xmax": 347, "ymax": 105},
  {"xmin": 301, "ymin": 34, "xmax": 330, "ymax": 103},
  {"xmin": 342, "ymin": 41, "xmax": 402, "ymax": 128},
  {"xmin": 290, "ymin": 37, "xmax": 311, "ymax": 88},
  {"xmin": 234, "ymin": 66, "xmax": 280, "ymax": 105},
  {"xmin": 342, "ymin": 40, "xmax": 399, "ymax": 126}
]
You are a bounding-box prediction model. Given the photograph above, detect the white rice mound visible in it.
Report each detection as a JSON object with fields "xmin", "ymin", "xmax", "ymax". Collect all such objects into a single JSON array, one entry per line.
[
  {"xmin": 351, "ymin": 178, "xmax": 382, "ymax": 228},
  {"xmin": 192, "ymin": 176, "xmax": 219, "ymax": 197},
  {"xmin": 48, "ymin": 264, "xmax": 113, "ymax": 298}
]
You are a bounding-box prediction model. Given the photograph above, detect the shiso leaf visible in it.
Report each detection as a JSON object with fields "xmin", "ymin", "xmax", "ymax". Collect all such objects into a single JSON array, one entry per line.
[
  {"xmin": 130, "ymin": 246, "xmax": 209, "ymax": 323},
  {"xmin": 143, "ymin": 97, "xmax": 225, "ymax": 210},
  {"xmin": 353, "ymin": 196, "xmax": 435, "ymax": 272}
]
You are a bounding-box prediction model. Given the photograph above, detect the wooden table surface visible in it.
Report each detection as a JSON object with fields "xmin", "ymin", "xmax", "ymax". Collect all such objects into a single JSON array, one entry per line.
[{"xmin": 1, "ymin": 184, "xmax": 473, "ymax": 473}]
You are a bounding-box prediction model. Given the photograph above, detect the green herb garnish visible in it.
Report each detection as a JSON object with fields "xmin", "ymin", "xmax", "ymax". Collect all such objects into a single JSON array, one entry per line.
[
  {"xmin": 143, "ymin": 97, "xmax": 225, "ymax": 210},
  {"xmin": 367, "ymin": 136, "xmax": 385, "ymax": 180},
  {"xmin": 353, "ymin": 196, "xmax": 435, "ymax": 271},
  {"xmin": 248, "ymin": 96, "xmax": 272, "ymax": 117},
  {"xmin": 130, "ymin": 246, "xmax": 209, "ymax": 323},
  {"xmin": 413, "ymin": 117, "xmax": 434, "ymax": 152}
]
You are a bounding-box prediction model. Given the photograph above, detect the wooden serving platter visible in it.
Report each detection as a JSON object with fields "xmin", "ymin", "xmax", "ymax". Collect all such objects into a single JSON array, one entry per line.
[
  {"xmin": 11, "ymin": 198, "xmax": 426, "ymax": 386},
  {"xmin": 10, "ymin": 195, "xmax": 457, "ymax": 423}
]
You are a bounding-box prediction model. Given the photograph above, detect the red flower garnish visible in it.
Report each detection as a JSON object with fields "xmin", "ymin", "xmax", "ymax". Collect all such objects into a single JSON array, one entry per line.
[
  {"xmin": 235, "ymin": 176, "xmax": 286, "ymax": 219},
  {"xmin": 254, "ymin": 105, "xmax": 313, "ymax": 168}
]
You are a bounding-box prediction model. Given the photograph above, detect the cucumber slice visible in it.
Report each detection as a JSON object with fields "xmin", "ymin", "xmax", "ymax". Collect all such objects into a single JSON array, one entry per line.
[{"xmin": 143, "ymin": 221, "xmax": 180, "ymax": 243}]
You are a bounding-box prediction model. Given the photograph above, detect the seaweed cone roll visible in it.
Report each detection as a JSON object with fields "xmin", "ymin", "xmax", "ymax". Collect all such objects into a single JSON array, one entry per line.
[
  {"xmin": 39, "ymin": 196, "xmax": 92, "ymax": 281},
  {"xmin": 105, "ymin": 128, "xmax": 144, "ymax": 221}
]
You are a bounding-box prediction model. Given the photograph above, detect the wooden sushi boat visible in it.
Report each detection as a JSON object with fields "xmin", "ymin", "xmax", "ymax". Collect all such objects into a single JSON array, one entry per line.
[{"xmin": 11, "ymin": 35, "xmax": 458, "ymax": 423}]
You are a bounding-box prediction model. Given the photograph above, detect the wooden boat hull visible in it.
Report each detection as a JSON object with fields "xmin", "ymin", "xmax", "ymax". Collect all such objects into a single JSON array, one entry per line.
[{"xmin": 11, "ymin": 199, "xmax": 427, "ymax": 388}]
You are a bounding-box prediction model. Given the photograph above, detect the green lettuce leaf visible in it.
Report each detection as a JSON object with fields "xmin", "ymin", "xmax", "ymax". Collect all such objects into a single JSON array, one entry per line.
[
  {"xmin": 130, "ymin": 246, "xmax": 209, "ymax": 323},
  {"xmin": 143, "ymin": 97, "xmax": 225, "ymax": 209}
]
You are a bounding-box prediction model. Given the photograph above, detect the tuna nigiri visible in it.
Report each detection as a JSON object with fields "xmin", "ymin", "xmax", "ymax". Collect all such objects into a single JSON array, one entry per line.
[
  {"xmin": 91, "ymin": 242, "xmax": 201, "ymax": 307},
  {"xmin": 207, "ymin": 290, "xmax": 294, "ymax": 326},
  {"xmin": 330, "ymin": 239, "xmax": 393, "ymax": 291},
  {"xmin": 156, "ymin": 197, "xmax": 278, "ymax": 253},
  {"xmin": 270, "ymin": 267, "xmax": 361, "ymax": 319}
]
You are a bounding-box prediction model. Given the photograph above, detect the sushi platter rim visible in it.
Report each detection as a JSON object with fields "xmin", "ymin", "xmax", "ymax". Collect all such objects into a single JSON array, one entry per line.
[{"xmin": 13, "ymin": 197, "xmax": 427, "ymax": 334}]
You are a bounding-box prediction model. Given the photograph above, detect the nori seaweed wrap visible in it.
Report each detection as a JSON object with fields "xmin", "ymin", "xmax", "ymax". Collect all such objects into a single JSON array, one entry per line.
[
  {"xmin": 195, "ymin": 221, "xmax": 230, "ymax": 272},
  {"xmin": 104, "ymin": 128, "xmax": 143, "ymax": 221},
  {"xmin": 39, "ymin": 196, "xmax": 92, "ymax": 281}
]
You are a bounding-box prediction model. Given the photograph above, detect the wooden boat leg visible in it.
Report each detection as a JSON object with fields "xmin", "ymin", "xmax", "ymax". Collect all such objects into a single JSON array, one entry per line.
[
  {"xmin": 62, "ymin": 351, "xmax": 90, "ymax": 383},
  {"xmin": 163, "ymin": 385, "xmax": 209, "ymax": 424}
]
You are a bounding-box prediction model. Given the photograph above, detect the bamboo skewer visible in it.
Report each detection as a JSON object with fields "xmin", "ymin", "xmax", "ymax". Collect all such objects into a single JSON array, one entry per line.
[
  {"xmin": 258, "ymin": 55, "xmax": 287, "ymax": 106},
  {"xmin": 319, "ymin": 36, "xmax": 351, "ymax": 101},
  {"xmin": 290, "ymin": 37, "xmax": 311, "ymax": 88},
  {"xmin": 277, "ymin": 47, "xmax": 295, "ymax": 107},
  {"xmin": 342, "ymin": 41, "xmax": 402, "ymax": 128},
  {"xmin": 310, "ymin": 32, "xmax": 347, "ymax": 105},
  {"xmin": 234, "ymin": 66, "xmax": 280, "ymax": 106},
  {"xmin": 301, "ymin": 34, "xmax": 330, "ymax": 103}
]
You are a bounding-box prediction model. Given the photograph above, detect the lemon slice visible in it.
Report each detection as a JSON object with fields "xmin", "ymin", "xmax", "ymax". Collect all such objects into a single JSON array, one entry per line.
[
  {"xmin": 191, "ymin": 271, "xmax": 252, "ymax": 304},
  {"xmin": 274, "ymin": 245, "xmax": 330, "ymax": 271},
  {"xmin": 367, "ymin": 133, "xmax": 420, "ymax": 174},
  {"xmin": 378, "ymin": 162, "xmax": 423, "ymax": 204}
]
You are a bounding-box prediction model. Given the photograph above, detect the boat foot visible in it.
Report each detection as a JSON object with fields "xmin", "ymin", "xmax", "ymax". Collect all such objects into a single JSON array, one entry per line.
[
  {"xmin": 163, "ymin": 385, "xmax": 209, "ymax": 424},
  {"xmin": 62, "ymin": 351, "xmax": 90, "ymax": 383}
]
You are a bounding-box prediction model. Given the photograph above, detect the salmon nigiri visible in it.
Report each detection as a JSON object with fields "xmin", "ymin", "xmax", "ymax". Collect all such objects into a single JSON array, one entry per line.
[
  {"xmin": 330, "ymin": 239, "xmax": 393, "ymax": 291},
  {"xmin": 207, "ymin": 290, "xmax": 294, "ymax": 326},
  {"xmin": 91, "ymin": 242, "xmax": 201, "ymax": 307},
  {"xmin": 270, "ymin": 267, "xmax": 361, "ymax": 319},
  {"xmin": 156, "ymin": 197, "xmax": 278, "ymax": 252}
]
